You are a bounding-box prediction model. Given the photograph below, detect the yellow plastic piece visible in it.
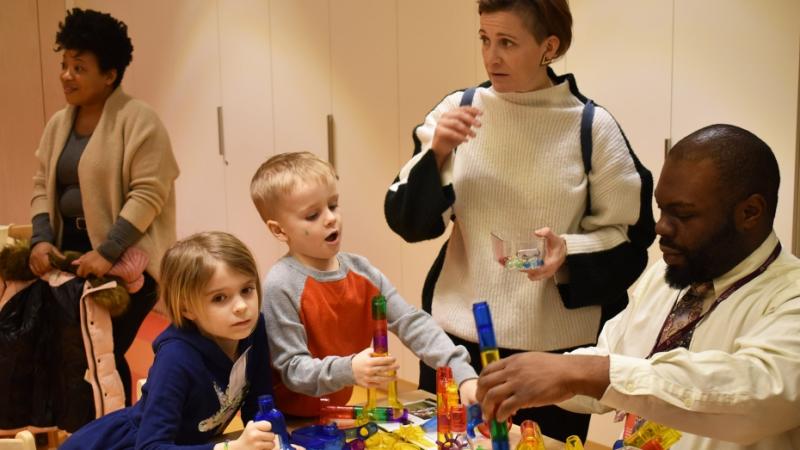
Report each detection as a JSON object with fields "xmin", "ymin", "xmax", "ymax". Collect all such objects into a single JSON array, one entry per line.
[
  {"xmin": 564, "ymin": 435, "xmax": 584, "ymax": 450},
  {"xmin": 366, "ymin": 431, "xmax": 400, "ymax": 450},
  {"xmin": 515, "ymin": 420, "xmax": 545, "ymax": 450},
  {"xmin": 365, "ymin": 351, "xmax": 404, "ymax": 421},
  {"xmin": 394, "ymin": 424, "xmax": 437, "ymax": 449},
  {"xmin": 624, "ymin": 421, "xmax": 682, "ymax": 450}
]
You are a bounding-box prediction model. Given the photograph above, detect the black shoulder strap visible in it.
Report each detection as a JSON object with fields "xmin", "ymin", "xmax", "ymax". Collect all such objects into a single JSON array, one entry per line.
[
  {"xmin": 580, "ymin": 100, "xmax": 595, "ymax": 215},
  {"xmin": 460, "ymin": 87, "xmax": 478, "ymax": 107}
]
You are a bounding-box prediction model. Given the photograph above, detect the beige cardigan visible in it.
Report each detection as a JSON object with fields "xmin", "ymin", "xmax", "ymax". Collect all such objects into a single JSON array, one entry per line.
[{"xmin": 31, "ymin": 88, "xmax": 179, "ymax": 279}]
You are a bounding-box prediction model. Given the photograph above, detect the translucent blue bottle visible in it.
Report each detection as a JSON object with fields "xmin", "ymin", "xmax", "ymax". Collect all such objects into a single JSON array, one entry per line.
[{"xmin": 254, "ymin": 394, "xmax": 293, "ymax": 450}]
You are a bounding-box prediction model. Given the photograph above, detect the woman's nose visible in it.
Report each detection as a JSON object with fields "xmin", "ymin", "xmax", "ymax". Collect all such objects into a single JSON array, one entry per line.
[{"xmin": 484, "ymin": 45, "xmax": 501, "ymax": 66}]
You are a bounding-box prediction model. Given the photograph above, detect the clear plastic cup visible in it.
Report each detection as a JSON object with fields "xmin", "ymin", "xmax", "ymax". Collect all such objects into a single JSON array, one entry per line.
[{"xmin": 490, "ymin": 231, "xmax": 545, "ymax": 271}]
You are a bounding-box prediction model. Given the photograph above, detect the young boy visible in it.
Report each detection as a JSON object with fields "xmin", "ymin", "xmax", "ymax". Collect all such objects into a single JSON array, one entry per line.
[{"xmin": 250, "ymin": 152, "xmax": 477, "ymax": 417}]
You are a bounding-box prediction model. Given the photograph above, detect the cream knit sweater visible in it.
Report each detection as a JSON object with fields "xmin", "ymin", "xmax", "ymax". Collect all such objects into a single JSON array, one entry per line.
[
  {"xmin": 31, "ymin": 88, "xmax": 179, "ymax": 279},
  {"xmin": 390, "ymin": 81, "xmax": 644, "ymax": 351}
]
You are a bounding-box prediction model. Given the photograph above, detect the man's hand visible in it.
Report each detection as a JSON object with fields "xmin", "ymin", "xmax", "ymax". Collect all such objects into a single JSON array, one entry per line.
[{"xmin": 476, "ymin": 352, "xmax": 610, "ymax": 422}]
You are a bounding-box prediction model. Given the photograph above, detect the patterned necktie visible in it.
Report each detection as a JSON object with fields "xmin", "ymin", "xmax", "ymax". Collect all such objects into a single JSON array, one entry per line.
[
  {"xmin": 656, "ymin": 281, "xmax": 714, "ymax": 350},
  {"xmin": 619, "ymin": 281, "xmax": 716, "ymax": 437}
]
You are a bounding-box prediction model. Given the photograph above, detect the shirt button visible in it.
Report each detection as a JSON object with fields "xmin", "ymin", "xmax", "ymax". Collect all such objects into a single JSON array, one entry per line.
[{"xmin": 626, "ymin": 382, "xmax": 635, "ymax": 391}]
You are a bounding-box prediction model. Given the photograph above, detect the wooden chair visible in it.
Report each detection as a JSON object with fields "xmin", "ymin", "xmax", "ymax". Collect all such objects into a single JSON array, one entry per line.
[{"xmin": 0, "ymin": 431, "xmax": 36, "ymax": 450}]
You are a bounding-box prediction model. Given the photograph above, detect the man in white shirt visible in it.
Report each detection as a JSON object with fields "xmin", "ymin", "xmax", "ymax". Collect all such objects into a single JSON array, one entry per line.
[{"xmin": 476, "ymin": 124, "xmax": 800, "ymax": 450}]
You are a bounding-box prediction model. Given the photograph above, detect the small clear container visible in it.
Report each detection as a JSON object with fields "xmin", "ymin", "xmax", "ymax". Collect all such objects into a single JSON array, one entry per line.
[{"xmin": 491, "ymin": 231, "xmax": 545, "ymax": 271}]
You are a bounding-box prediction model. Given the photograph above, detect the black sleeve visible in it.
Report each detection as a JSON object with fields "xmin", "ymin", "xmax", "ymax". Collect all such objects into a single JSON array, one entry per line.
[{"xmin": 384, "ymin": 150, "xmax": 455, "ymax": 243}]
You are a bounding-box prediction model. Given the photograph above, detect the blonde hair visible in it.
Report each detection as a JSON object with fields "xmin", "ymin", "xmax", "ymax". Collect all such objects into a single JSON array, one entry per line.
[
  {"xmin": 160, "ymin": 231, "xmax": 261, "ymax": 328},
  {"xmin": 250, "ymin": 151, "xmax": 338, "ymax": 222}
]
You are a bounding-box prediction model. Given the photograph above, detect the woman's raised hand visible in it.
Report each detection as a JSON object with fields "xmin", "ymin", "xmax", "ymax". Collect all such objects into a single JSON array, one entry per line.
[{"xmin": 431, "ymin": 106, "xmax": 482, "ymax": 169}]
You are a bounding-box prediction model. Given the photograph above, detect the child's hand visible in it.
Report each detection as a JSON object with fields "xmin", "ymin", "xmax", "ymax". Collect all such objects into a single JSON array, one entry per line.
[
  {"xmin": 459, "ymin": 378, "xmax": 478, "ymax": 405},
  {"xmin": 229, "ymin": 420, "xmax": 276, "ymax": 450},
  {"xmin": 352, "ymin": 347, "xmax": 399, "ymax": 388}
]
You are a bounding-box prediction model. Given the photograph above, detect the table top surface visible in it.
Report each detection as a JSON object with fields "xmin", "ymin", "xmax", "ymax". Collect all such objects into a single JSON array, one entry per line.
[{"xmin": 220, "ymin": 390, "xmax": 565, "ymax": 450}]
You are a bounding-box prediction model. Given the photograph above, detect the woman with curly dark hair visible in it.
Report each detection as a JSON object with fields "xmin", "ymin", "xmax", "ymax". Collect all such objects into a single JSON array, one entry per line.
[{"xmin": 27, "ymin": 8, "xmax": 179, "ymax": 406}]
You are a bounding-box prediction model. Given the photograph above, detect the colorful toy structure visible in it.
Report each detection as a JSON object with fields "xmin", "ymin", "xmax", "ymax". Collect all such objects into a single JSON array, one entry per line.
[
  {"xmin": 365, "ymin": 295, "xmax": 404, "ymax": 418},
  {"xmin": 472, "ymin": 302, "xmax": 510, "ymax": 450},
  {"xmin": 434, "ymin": 367, "xmax": 471, "ymax": 450},
  {"xmin": 320, "ymin": 398, "xmax": 409, "ymax": 425},
  {"xmin": 623, "ymin": 421, "xmax": 681, "ymax": 450}
]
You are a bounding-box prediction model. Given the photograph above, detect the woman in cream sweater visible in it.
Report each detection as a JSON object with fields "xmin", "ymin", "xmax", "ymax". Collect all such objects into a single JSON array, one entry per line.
[{"xmin": 28, "ymin": 8, "xmax": 179, "ymax": 405}]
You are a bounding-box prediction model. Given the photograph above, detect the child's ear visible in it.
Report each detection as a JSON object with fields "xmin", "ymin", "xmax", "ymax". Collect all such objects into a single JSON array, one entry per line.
[
  {"xmin": 267, "ymin": 220, "xmax": 288, "ymax": 242},
  {"xmin": 182, "ymin": 308, "xmax": 197, "ymax": 321}
]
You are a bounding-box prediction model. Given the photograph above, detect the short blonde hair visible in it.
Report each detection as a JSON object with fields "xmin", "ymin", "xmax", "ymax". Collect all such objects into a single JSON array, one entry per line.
[
  {"xmin": 160, "ymin": 231, "xmax": 261, "ymax": 328},
  {"xmin": 250, "ymin": 151, "xmax": 338, "ymax": 222}
]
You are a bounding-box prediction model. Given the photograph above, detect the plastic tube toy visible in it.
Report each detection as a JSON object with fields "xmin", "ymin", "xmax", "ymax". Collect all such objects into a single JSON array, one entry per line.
[
  {"xmin": 365, "ymin": 295, "xmax": 403, "ymax": 417},
  {"xmin": 472, "ymin": 302, "xmax": 509, "ymax": 450},
  {"xmin": 254, "ymin": 394, "xmax": 293, "ymax": 450},
  {"xmin": 290, "ymin": 423, "xmax": 345, "ymax": 450},
  {"xmin": 320, "ymin": 398, "xmax": 408, "ymax": 424},
  {"xmin": 514, "ymin": 420, "xmax": 544, "ymax": 450}
]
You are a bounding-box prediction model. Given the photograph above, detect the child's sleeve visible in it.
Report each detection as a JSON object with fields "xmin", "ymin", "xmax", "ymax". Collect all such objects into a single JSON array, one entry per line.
[
  {"xmin": 354, "ymin": 256, "xmax": 478, "ymax": 385},
  {"xmin": 263, "ymin": 267, "xmax": 356, "ymax": 396},
  {"xmin": 135, "ymin": 344, "xmax": 213, "ymax": 450}
]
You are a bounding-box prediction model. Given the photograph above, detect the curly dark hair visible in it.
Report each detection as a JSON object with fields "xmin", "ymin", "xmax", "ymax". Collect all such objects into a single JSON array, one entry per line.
[{"xmin": 55, "ymin": 8, "xmax": 133, "ymax": 89}]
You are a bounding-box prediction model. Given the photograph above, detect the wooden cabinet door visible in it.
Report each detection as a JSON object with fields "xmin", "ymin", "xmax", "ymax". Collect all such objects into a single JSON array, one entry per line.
[
  {"xmin": 217, "ymin": 0, "xmax": 281, "ymax": 273},
  {"xmin": 0, "ymin": 0, "xmax": 63, "ymax": 224},
  {"xmin": 75, "ymin": 0, "xmax": 228, "ymax": 237},
  {"xmin": 269, "ymin": 0, "xmax": 332, "ymax": 163},
  {"xmin": 672, "ymin": 0, "xmax": 800, "ymax": 245}
]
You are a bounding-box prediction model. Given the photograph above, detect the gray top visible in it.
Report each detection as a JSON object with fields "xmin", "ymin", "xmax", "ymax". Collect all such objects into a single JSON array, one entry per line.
[
  {"xmin": 262, "ymin": 252, "xmax": 477, "ymax": 396},
  {"xmin": 56, "ymin": 129, "xmax": 90, "ymax": 218}
]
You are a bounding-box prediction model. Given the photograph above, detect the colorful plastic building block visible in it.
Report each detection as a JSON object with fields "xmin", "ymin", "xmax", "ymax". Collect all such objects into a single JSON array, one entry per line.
[
  {"xmin": 472, "ymin": 302, "xmax": 509, "ymax": 450},
  {"xmin": 365, "ymin": 295, "xmax": 404, "ymax": 418},
  {"xmin": 514, "ymin": 420, "xmax": 544, "ymax": 450},
  {"xmin": 320, "ymin": 397, "xmax": 408, "ymax": 424},
  {"xmin": 254, "ymin": 394, "xmax": 293, "ymax": 450},
  {"xmin": 290, "ymin": 423, "xmax": 345, "ymax": 450}
]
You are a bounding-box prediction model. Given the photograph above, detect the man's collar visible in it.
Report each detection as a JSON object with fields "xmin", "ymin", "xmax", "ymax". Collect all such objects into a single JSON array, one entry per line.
[{"xmin": 712, "ymin": 231, "xmax": 779, "ymax": 295}]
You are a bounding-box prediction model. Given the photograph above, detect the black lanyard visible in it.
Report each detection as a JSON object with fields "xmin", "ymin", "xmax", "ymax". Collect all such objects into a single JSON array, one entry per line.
[{"xmin": 649, "ymin": 243, "xmax": 782, "ymax": 357}]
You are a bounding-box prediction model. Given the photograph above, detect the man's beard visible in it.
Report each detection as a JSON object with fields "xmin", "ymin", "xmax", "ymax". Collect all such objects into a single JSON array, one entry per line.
[{"xmin": 663, "ymin": 218, "xmax": 741, "ymax": 289}]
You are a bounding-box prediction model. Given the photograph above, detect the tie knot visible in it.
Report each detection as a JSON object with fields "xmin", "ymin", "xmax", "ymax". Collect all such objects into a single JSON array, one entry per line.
[{"xmin": 689, "ymin": 281, "xmax": 714, "ymax": 297}]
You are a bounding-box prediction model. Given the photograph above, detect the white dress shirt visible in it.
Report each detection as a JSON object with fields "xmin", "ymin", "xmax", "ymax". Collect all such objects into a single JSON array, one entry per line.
[{"xmin": 561, "ymin": 232, "xmax": 800, "ymax": 449}]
